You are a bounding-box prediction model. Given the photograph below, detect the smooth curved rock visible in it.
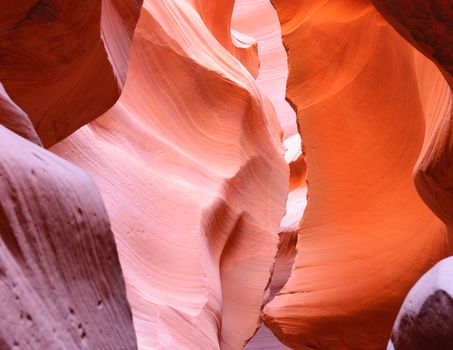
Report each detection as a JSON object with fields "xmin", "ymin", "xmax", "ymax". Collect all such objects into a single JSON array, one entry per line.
[
  {"xmin": 0, "ymin": 126, "xmax": 136, "ymax": 349},
  {"xmin": 265, "ymin": 1, "xmax": 453, "ymax": 349},
  {"xmin": 0, "ymin": 0, "xmax": 142, "ymax": 146},
  {"xmin": 412, "ymin": 53, "xmax": 453, "ymax": 229},
  {"xmin": 190, "ymin": 0, "xmax": 260, "ymax": 77},
  {"xmin": 52, "ymin": 1, "xmax": 288, "ymax": 349},
  {"xmin": 370, "ymin": 0, "xmax": 453, "ymax": 230},
  {"xmin": 388, "ymin": 257, "xmax": 453, "ymax": 350}
]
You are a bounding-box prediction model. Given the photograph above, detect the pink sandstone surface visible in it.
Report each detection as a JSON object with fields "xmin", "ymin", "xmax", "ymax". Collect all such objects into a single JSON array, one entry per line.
[
  {"xmin": 0, "ymin": 126, "xmax": 136, "ymax": 349},
  {"xmin": 52, "ymin": 1, "xmax": 288, "ymax": 349}
]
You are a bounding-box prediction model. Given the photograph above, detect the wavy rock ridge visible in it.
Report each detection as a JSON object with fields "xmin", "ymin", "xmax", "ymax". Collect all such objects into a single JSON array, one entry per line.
[{"xmin": 52, "ymin": 1, "xmax": 289, "ymax": 349}]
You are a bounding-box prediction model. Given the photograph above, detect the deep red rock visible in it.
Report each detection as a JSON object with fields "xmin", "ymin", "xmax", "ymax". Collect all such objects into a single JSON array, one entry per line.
[{"xmin": 0, "ymin": 0, "xmax": 142, "ymax": 146}]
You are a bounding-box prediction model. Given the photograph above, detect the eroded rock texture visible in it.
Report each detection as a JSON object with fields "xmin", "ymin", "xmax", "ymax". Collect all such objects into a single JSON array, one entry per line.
[
  {"xmin": 52, "ymin": 1, "xmax": 288, "ymax": 349},
  {"xmin": 0, "ymin": 0, "xmax": 142, "ymax": 146},
  {"xmin": 265, "ymin": 1, "xmax": 453, "ymax": 349},
  {"xmin": 0, "ymin": 126, "xmax": 136, "ymax": 349},
  {"xmin": 388, "ymin": 257, "xmax": 453, "ymax": 350}
]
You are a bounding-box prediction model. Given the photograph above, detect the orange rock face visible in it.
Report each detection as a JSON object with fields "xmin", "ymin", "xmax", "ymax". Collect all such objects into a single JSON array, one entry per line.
[
  {"xmin": 264, "ymin": 0, "xmax": 453, "ymax": 349},
  {"xmin": 370, "ymin": 0, "xmax": 453, "ymax": 233}
]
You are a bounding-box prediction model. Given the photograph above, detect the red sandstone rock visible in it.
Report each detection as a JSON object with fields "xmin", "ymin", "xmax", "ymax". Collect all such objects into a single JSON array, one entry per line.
[
  {"xmin": 0, "ymin": 83, "xmax": 40, "ymax": 145},
  {"xmin": 0, "ymin": 126, "xmax": 136, "ymax": 349},
  {"xmin": 0, "ymin": 0, "xmax": 142, "ymax": 146}
]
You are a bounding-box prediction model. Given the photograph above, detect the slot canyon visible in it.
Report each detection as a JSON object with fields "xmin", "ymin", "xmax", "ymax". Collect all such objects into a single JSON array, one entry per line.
[{"xmin": 0, "ymin": 1, "xmax": 451, "ymax": 349}]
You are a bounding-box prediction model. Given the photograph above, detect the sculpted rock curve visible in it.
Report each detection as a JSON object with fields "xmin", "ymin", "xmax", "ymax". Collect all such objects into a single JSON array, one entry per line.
[
  {"xmin": 0, "ymin": 0, "xmax": 142, "ymax": 146},
  {"xmin": 52, "ymin": 1, "xmax": 288, "ymax": 349},
  {"xmin": 0, "ymin": 126, "xmax": 137, "ymax": 349},
  {"xmin": 264, "ymin": 1, "xmax": 452, "ymax": 349}
]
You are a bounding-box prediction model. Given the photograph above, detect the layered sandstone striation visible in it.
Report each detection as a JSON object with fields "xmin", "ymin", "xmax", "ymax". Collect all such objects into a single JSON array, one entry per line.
[
  {"xmin": 265, "ymin": 0, "xmax": 453, "ymax": 349},
  {"xmin": 52, "ymin": 1, "xmax": 288, "ymax": 349},
  {"xmin": 0, "ymin": 126, "xmax": 136, "ymax": 349}
]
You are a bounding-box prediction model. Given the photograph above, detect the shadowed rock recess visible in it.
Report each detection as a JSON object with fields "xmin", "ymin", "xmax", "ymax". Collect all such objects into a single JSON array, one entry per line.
[{"xmin": 0, "ymin": 0, "xmax": 451, "ymax": 349}]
